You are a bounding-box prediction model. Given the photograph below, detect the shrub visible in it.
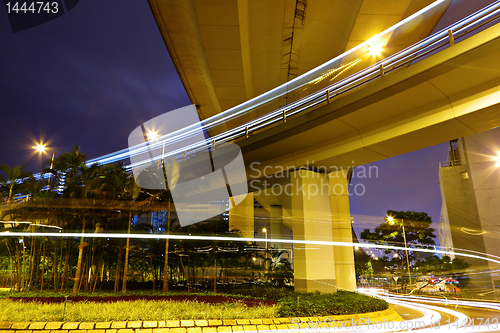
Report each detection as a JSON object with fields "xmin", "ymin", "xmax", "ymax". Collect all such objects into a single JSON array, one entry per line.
[
  {"xmin": 227, "ymin": 286, "xmax": 293, "ymax": 302},
  {"xmin": 277, "ymin": 290, "xmax": 388, "ymax": 317}
]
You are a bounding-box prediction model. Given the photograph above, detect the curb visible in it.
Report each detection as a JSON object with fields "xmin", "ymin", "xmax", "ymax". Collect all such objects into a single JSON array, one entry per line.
[{"xmin": 0, "ymin": 308, "xmax": 402, "ymax": 332}]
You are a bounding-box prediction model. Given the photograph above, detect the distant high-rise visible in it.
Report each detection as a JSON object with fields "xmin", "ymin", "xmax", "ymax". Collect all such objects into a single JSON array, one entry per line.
[{"xmin": 438, "ymin": 128, "xmax": 500, "ymax": 287}]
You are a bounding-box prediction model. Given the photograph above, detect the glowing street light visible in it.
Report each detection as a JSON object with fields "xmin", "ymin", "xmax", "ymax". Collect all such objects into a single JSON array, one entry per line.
[
  {"xmin": 387, "ymin": 216, "xmax": 412, "ymax": 286},
  {"xmin": 32, "ymin": 144, "xmax": 55, "ymax": 192},
  {"xmin": 368, "ymin": 42, "xmax": 384, "ymax": 57},
  {"xmin": 145, "ymin": 130, "xmax": 165, "ymax": 168},
  {"xmin": 493, "ymin": 152, "xmax": 500, "ymax": 167},
  {"xmin": 33, "ymin": 144, "xmax": 46, "ymax": 153},
  {"xmin": 262, "ymin": 227, "xmax": 268, "ymax": 251},
  {"xmin": 262, "ymin": 227, "xmax": 269, "ymax": 279},
  {"xmin": 146, "ymin": 130, "xmax": 158, "ymax": 141}
]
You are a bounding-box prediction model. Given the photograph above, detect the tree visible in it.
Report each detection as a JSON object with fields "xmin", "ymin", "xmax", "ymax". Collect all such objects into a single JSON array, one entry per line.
[
  {"xmin": 46, "ymin": 145, "xmax": 88, "ymax": 295},
  {"xmin": 0, "ymin": 165, "xmax": 32, "ymax": 205},
  {"xmin": 360, "ymin": 210, "xmax": 436, "ymax": 286},
  {"xmin": 120, "ymin": 175, "xmax": 142, "ymax": 294},
  {"xmin": 22, "ymin": 176, "xmax": 44, "ymax": 201},
  {"xmin": 354, "ymin": 246, "xmax": 372, "ymax": 279},
  {"xmin": 263, "ymin": 249, "xmax": 293, "ymax": 287},
  {"xmin": 0, "ymin": 164, "xmax": 33, "ymax": 291}
]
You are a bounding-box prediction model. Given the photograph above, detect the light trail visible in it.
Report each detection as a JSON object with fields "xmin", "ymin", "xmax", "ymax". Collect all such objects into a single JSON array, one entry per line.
[
  {"xmin": 362, "ymin": 289, "xmax": 467, "ymax": 332},
  {"xmin": 387, "ymin": 293, "xmax": 500, "ymax": 312},
  {"xmin": 2, "ymin": 231, "xmax": 500, "ymax": 267},
  {"xmin": 364, "ymin": 290, "xmax": 500, "ymax": 332}
]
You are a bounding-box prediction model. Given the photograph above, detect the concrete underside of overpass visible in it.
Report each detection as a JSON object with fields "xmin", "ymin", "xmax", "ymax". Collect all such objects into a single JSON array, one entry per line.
[
  {"xmin": 241, "ymin": 19, "xmax": 500, "ymax": 176},
  {"xmin": 147, "ymin": 0, "xmax": 467, "ymax": 132}
]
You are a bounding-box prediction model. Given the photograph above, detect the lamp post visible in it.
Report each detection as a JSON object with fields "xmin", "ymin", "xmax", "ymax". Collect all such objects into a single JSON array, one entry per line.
[
  {"xmin": 146, "ymin": 130, "xmax": 165, "ymax": 169},
  {"xmin": 33, "ymin": 144, "xmax": 55, "ymax": 192},
  {"xmin": 387, "ymin": 216, "xmax": 412, "ymax": 287},
  {"xmin": 262, "ymin": 227, "xmax": 268, "ymax": 251},
  {"xmin": 262, "ymin": 227, "xmax": 269, "ymax": 279}
]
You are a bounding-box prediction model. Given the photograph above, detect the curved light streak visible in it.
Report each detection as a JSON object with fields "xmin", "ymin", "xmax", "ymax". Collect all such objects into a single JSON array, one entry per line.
[
  {"xmin": 388, "ymin": 293, "xmax": 500, "ymax": 312},
  {"xmin": 368, "ymin": 291, "xmax": 500, "ymax": 332},
  {"xmin": 363, "ymin": 289, "xmax": 469, "ymax": 332},
  {"xmin": 460, "ymin": 227, "xmax": 487, "ymax": 235}
]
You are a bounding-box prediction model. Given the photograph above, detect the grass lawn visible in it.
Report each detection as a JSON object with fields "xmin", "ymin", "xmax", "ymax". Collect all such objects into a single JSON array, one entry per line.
[
  {"xmin": 0, "ymin": 298, "xmax": 277, "ymax": 321},
  {"xmin": 0, "ymin": 289, "xmax": 388, "ymax": 322}
]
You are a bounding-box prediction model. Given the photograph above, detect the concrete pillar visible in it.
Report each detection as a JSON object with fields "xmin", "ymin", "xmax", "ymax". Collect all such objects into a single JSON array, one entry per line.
[
  {"xmin": 329, "ymin": 171, "xmax": 356, "ymax": 291},
  {"xmin": 229, "ymin": 193, "xmax": 254, "ymax": 239},
  {"xmin": 270, "ymin": 205, "xmax": 283, "ymax": 250},
  {"xmin": 291, "ymin": 169, "xmax": 336, "ymax": 293}
]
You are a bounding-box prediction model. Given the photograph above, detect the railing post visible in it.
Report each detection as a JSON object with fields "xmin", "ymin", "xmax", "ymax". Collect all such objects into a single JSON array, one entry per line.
[
  {"xmin": 183, "ymin": 151, "xmax": 187, "ymax": 161},
  {"xmin": 326, "ymin": 90, "xmax": 331, "ymax": 104},
  {"xmin": 245, "ymin": 126, "xmax": 249, "ymax": 139},
  {"xmin": 212, "ymin": 139, "xmax": 216, "ymax": 151},
  {"xmin": 379, "ymin": 64, "xmax": 385, "ymax": 77},
  {"xmin": 283, "ymin": 110, "xmax": 287, "ymax": 123},
  {"xmin": 448, "ymin": 29, "xmax": 455, "ymax": 46}
]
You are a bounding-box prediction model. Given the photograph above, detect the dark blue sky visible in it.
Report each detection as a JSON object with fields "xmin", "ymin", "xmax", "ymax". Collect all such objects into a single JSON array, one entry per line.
[
  {"xmin": 0, "ymin": 1, "xmax": 448, "ymax": 236},
  {"xmin": 0, "ymin": 1, "xmax": 190, "ymax": 171}
]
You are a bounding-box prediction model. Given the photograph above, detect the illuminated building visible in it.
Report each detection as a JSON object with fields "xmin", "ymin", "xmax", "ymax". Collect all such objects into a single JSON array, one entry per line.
[{"xmin": 439, "ymin": 128, "xmax": 500, "ymax": 288}]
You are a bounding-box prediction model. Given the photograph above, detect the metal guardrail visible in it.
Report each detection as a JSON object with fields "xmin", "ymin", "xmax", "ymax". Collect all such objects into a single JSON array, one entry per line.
[{"xmin": 439, "ymin": 161, "xmax": 462, "ymax": 168}]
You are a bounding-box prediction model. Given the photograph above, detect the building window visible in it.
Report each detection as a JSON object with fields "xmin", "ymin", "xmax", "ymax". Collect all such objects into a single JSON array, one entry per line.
[{"xmin": 460, "ymin": 171, "xmax": 469, "ymax": 179}]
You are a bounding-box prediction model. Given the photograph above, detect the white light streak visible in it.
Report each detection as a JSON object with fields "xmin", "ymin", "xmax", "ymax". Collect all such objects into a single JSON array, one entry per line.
[{"xmin": 1, "ymin": 232, "xmax": 499, "ymax": 266}]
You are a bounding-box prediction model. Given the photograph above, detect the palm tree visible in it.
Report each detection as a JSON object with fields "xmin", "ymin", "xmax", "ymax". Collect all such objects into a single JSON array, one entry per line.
[
  {"xmin": 119, "ymin": 174, "xmax": 141, "ymax": 294},
  {"xmin": 0, "ymin": 165, "xmax": 32, "ymax": 291},
  {"xmin": 263, "ymin": 249, "xmax": 293, "ymax": 287},
  {"xmin": 46, "ymin": 145, "xmax": 88, "ymax": 295},
  {"xmin": 0, "ymin": 164, "xmax": 32, "ymax": 205},
  {"xmin": 125, "ymin": 161, "xmax": 174, "ymax": 293},
  {"xmin": 22, "ymin": 176, "xmax": 44, "ymax": 201}
]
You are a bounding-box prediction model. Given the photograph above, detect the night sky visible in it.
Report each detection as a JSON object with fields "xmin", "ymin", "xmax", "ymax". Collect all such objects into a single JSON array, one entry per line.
[
  {"xmin": 0, "ymin": 1, "xmax": 190, "ymax": 171},
  {"xmin": 0, "ymin": 1, "xmax": 448, "ymax": 238}
]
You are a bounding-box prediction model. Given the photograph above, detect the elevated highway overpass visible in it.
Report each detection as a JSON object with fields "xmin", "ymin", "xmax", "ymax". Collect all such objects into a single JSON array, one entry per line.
[
  {"xmin": 147, "ymin": 0, "xmax": 457, "ymax": 127},
  {"xmin": 240, "ymin": 15, "xmax": 500, "ymax": 177},
  {"xmin": 144, "ymin": 0, "xmax": 500, "ymax": 175},
  {"xmin": 84, "ymin": 1, "xmax": 500, "ymax": 293}
]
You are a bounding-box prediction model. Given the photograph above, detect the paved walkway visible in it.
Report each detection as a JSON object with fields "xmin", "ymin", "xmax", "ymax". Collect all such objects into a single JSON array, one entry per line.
[{"xmin": 0, "ymin": 308, "xmax": 402, "ymax": 332}]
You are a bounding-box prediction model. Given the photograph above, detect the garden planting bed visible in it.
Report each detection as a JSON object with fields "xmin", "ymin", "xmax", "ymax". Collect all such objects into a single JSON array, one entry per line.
[{"xmin": 8, "ymin": 294, "xmax": 275, "ymax": 307}]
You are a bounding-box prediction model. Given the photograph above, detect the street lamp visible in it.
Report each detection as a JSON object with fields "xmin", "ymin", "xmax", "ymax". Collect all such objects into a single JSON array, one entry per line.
[
  {"xmin": 146, "ymin": 130, "xmax": 158, "ymax": 141},
  {"xmin": 262, "ymin": 228, "xmax": 268, "ymax": 251},
  {"xmin": 387, "ymin": 216, "xmax": 412, "ymax": 286},
  {"xmin": 146, "ymin": 130, "xmax": 166, "ymax": 169},
  {"xmin": 33, "ymin": 144, "xmax": 55, "ymax": 192},
  {"xmin": 262, "ymin": 227, "xmax": 269, "ymax": 279},
  {"xmin": 368, "ymin": 42, "xmax": 384, "ymax": 57}
]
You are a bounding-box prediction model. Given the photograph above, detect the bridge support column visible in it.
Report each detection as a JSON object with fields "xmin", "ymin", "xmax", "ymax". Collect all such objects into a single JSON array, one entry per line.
[
  {"xmin": 229, "ymin": 193, "xmax": 254, "ymax": 239},
  {"xmin": 329, "ymin": 171, "xmax": 356, "ymax": 291},
  {"xmin": 270, "ymin": 205, "xmax": 283, "ymax": 250},
  {"xmin": 291, "ymin": 169, "xmax": 336, "ymax": 293}
]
